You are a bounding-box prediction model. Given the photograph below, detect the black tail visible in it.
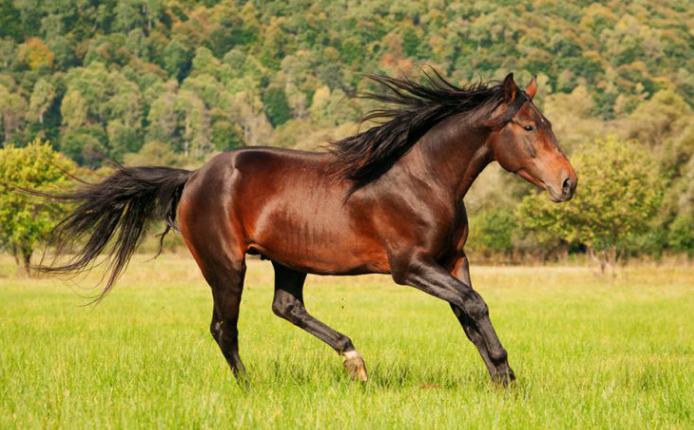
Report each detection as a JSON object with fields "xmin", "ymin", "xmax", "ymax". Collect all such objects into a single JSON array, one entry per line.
[{"xmin": 36, "ymin": 165, "xmax": 193, "ymax": 301}]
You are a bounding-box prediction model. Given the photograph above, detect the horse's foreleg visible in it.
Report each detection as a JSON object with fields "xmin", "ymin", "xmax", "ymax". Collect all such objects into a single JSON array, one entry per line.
[
  {"xmin": 271, "ymin": 261, "xmax": 367, "ymax": 382},
  {"xmin": 448, "ymin": 253, "xmax": 510, "ymax": 381},
  {"xmin": 393, "ymin": 256, "xmax": 515, "ymax": 385}
]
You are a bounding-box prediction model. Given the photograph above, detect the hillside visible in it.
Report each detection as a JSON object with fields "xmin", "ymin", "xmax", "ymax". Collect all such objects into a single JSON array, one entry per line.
[
  {"xmin": 0, "ymin": 0, "xmax": 692, "ymax": 164},
  {"xmin": 0, "ymin": 0, "xmax": 692, "ymax": 258}
]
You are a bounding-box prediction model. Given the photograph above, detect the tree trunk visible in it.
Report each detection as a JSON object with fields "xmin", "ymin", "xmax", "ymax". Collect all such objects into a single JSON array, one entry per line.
[
  {"xmin": 606, "ymin": 246, "xmax": 618, "ymax": 278},
  {"xmin": 588, "ymin": 246, "xmax": 619, "ymax": 278},
  {"xmin": 11, "ymin": 244, "xmax": 20, "ymax": 267},
  {"xmin": 588, "ymin": 247, "xmax": 607, "ymax": 275},
  {"xmin": 599, "ymin": 250, "xmax": 607, "ymax": 274},
  {"xmin": 559, "ymin": 244, "xmax": 569, "ymax": 261},
  {"xmin": 20, "ymin": 248, "xmax": 32, "ymax": 277}
]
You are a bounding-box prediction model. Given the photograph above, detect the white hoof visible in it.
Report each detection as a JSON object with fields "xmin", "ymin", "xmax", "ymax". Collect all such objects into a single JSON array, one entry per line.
[{"xmin": 342, "ymin": 350, "xmax": 368, "ymax": 382}]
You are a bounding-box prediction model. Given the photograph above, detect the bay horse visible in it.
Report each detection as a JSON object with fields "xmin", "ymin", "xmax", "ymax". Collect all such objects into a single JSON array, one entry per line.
[{"xmin": 40, "ymin": 72, "xmax": 576, "ymax": 385}]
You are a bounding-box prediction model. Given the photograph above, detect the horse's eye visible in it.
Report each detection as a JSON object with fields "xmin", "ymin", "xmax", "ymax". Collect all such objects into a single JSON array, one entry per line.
[{"xmin": 523, "ymin": 125, "xmax": 535, "ymax": 132}]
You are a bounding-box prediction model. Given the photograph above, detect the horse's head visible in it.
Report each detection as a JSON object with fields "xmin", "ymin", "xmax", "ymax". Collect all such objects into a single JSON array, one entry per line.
[{"xmin": 485, "ymin": 74, "xmax": 577, "ymax": 202}]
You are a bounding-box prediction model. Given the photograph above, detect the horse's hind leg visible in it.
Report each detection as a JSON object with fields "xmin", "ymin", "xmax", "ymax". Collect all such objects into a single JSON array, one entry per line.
[
  {"xmin": 207, "ymin": 259, "xmax": 247, "ymax": 380},
  {"xmin": 271, "ymin": 261, "xmax": 368, "ymax": 381},
  {"xmin": 181, "ymin": 221, "xmax": 247, "ymax": 379},
  {"xmin": 177, "ymin": 166, "xmax": 250, "ymax": 381}
]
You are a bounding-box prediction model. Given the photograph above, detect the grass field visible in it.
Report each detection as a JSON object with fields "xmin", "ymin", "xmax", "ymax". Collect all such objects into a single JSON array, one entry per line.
[{"xmin": 0, "ymin": 254, "xmax": 692, "ymax": 429}]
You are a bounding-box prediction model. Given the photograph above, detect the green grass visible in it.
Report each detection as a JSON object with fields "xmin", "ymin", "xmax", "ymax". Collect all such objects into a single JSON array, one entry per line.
[{"xmin": 0, "ymin": 254, "xmax": 692, "ymax": 429}]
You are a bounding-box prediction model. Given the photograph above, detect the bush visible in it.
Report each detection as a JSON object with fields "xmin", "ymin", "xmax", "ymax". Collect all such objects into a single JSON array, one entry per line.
[
  {"xmin": 0, "ymin": 139, "xmax": 75, "ymax": 273},
  {"xmin": 668, "ymin": 214, "xmax": 694, "ymax": 255},
  {"xmin": 468, "ymin": 208, "xmax": 517, "ymax": 258},
  {"xmin": 517, "ymin": 135, "xmax": 664, "ymax": 271}
]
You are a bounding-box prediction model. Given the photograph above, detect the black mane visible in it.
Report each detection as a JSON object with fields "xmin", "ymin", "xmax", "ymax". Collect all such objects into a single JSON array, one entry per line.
[{"xmin": 331, "ymin": 70, "xmax": 506, "ymax": 189}]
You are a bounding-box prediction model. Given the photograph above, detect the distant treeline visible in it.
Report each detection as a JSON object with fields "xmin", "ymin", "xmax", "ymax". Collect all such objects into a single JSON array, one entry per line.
[{"xmin": 0, "ymin": 1, "xmax": 692, "ymax": 266}]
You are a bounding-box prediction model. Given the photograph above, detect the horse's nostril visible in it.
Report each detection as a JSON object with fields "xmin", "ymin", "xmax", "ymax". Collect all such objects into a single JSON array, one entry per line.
[{"xmin": 562, "ymin": 177, "xmax": 572, "ymax": 196}]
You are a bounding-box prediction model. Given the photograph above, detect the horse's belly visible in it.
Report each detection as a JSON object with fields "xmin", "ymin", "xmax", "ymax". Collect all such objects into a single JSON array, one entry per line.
[
  {"xmin": 258, "ymin": 245, "xmax": 390, "ymax": 275},
  {"xmin": 247, "ymin": 212, "xmax": 390, "ymax": 275}
]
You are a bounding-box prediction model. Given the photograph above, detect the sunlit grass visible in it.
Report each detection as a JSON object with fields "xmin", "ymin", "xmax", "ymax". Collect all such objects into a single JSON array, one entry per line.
[{"xmin": 0, "ymin": 254, "xmax": 692, "ymax": 429}]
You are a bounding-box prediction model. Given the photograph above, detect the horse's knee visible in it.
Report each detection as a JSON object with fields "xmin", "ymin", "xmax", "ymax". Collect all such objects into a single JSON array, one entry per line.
[{"xmin": 461, "ymin": 290, "xmax": 489, "ymax": 320}]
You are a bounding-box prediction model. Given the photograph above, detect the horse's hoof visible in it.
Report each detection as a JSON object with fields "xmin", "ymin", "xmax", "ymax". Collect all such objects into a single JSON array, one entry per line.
[
  {"xmin": 231, "ymin": 366, "xmax": 250, "ymax": 389},
  {"xmin": 343, "ymin": 351, "xmax": 368, "ymax": 382},
  {"xmin": 491, "ymin": 368, "xmax": 515, "ymax": 386}
]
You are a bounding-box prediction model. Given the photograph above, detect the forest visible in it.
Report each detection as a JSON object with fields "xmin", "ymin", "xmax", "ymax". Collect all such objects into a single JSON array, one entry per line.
[{"xmin": 0, "ymin": 0, "xmax": 692, "ymax": 265}]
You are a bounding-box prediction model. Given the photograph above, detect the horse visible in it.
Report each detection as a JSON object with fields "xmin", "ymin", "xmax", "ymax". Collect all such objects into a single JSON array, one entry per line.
[{"xmin": 39, "ymin": 71, "xmax": 576, "ymax": 385}]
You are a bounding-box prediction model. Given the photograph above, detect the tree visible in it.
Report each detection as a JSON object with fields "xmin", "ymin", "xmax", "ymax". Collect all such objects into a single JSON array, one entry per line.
[
  {"xmin": 0, "ymin": 84, "xmax": 26, "ymax": 145},
  {"xmin": 0, "ymin": 139, "xmax": 75, "ymax": 274},
  {"xmin": 666, "ymin": 156, "xmax": 694, "ymax": 255},
  {"xmin": 60, "ymin": 90, "xmax": 88, "ymax": 130},
  {"xmin": 59, "ymin": 126, "xmax": 107, "ymax": 168},
  {"xmin": 161, "ymin": 39, "xmax": 193, "ymax": 81},
  {"xmin": 175, "ymin": 89, "xmax": 211, "ymax": 159},
  {"xmin": 228, "ymin": 90, "xmax": 273, "ymax": 147},
  {"xmin": 309, "ymin": 85, "xmax": 360, "ymax": 127},
  {"xmin": 123, "ymin": 140, "xmax": 184, "ymax": 166},
  {"xmin": 147, "ymin": 82, "xmax": 182, "ymax": 149},
  {"xmin": 115, "ymin": 0, "xmax": 162, "ymax": 32},
  {"xmin": 17, "ymin": 37, "xmax": 54, "ymax": 70},
  {"xmin": 622, "ymin": 90, "xmax": 691, "ymax": 147},
  {"xmin": 0, "ymin": 0, "xmax": 23, "ymax": 40},
  {"xmin": 61, "ymin": 62, "xmax": 144, "ymax": 163},
  {"xmin": 468, "ymin": 208, "xmax": 517, "ymax": 258},
  {"xmin": 262, "ymin": 86, "xmax": 292, "ymax": 127},
  {"xmin": 517, "ymin": 135, "xmax": 664, "ymax": 272},
  {"xmin": 27, "ymin": 79, "xmax": 56, "ymax": 124}
]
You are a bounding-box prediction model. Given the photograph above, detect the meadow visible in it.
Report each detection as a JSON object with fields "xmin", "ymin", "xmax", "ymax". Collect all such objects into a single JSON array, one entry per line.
[{"xmin": 0, "ymin": 253, "xmax": 692, "ymax": 429}]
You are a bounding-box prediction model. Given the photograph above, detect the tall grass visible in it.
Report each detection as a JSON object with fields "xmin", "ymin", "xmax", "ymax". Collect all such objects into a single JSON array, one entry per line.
[{"xmin": 0, "ymin": 254, "xmax": 692, "ymax": 429}]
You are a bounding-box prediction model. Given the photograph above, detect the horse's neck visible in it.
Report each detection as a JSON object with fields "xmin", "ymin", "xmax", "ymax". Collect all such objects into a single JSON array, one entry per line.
[{"xmin": 404, "ymin": 117, "xmax": 493, "ymax": 202}]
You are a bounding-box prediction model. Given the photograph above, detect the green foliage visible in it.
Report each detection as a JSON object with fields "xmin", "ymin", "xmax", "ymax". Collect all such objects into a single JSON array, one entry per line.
[
  {"xmin": 262, "ymin": 86, "xmax": 292, "ymax": 127},
  {"xmin": 60, "ymin": 126, "xmax": 108, "ymax": 168},
  {"xmin": 123, "ymin": 140, "xmax": 185, "ymax": 167},
  {"xmin": 17, "ymin": 37, "xmax": 53, "ymax": 70},
  {"xmin": 211, "ymin": 120, "xmax": 244, "ymax": 151},
  {"xmin": 27, "ymin": 78, "xmax": 55, "ymax": 124},
  {"xmin": 0, "ymin": 0, "xmax": 691, "ymax": 160},
  {"xmin": 162, "ymin": 39, "xmax": 194, "ymax": 80},
  {"xmin": 668, "ymin": 215, "xmax": 694, "ymax": 255},
  {"xmin": 402, "ymin": 27, "xmax": 420, "ymax": 58},
  {"xmin": 517, "ymin": 136, "xmax": 665, "ymax": 265},
  {"xmin": 469, "ymin": 208, "xmax": 517, "ymax": 256},
  {"xmin": 0, "ymin": 139, "xmax": 75, "ymax": 272},
  {"xmin": 0, "ymin": 1, "xmax": 691, "ymax": 258},
  {"xmin": 0, "ymin": 0, "xmax": 22, "ymax": 40}
]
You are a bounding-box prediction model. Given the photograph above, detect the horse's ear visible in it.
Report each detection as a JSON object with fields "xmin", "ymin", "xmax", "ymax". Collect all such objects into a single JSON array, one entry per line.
[
  {"xmin": 482, "ymin": 73, "xmax": 520, "ymax": 129},
  {"xmin": 503, "ymin": 73, "xmax": 518, "ymax": 103},
  {"xmin": 526, "ymin": 75, "xmax": 538, "ymax": 99}
]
